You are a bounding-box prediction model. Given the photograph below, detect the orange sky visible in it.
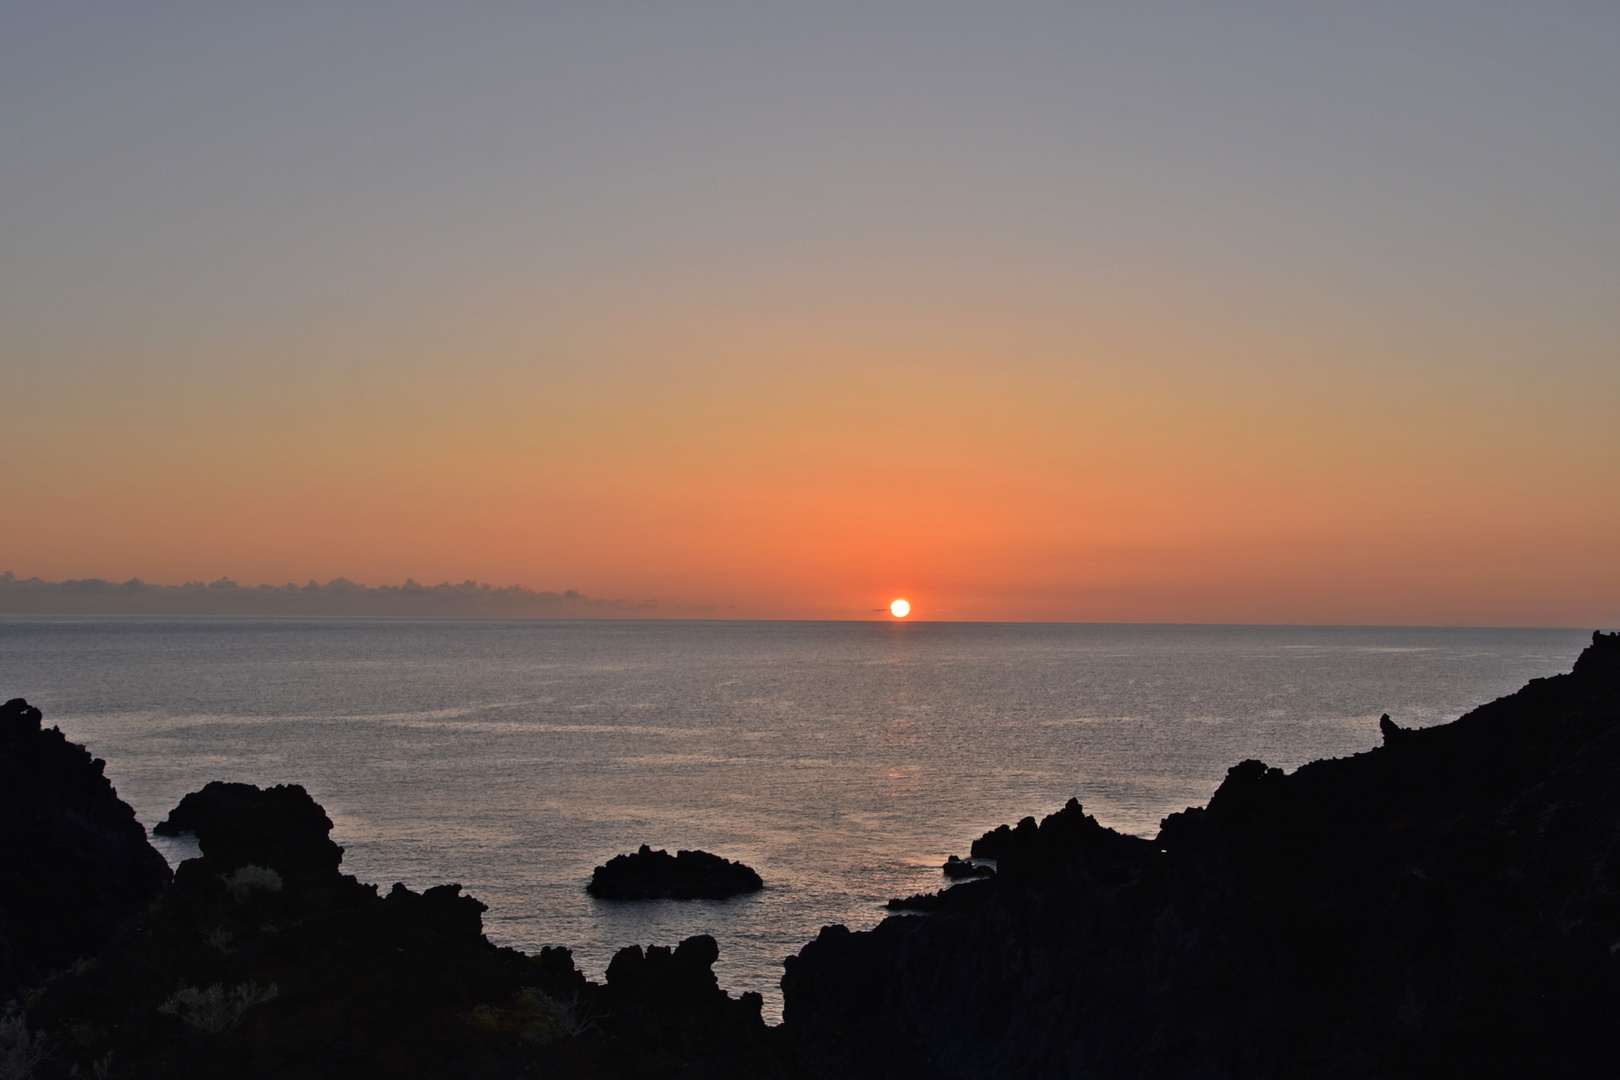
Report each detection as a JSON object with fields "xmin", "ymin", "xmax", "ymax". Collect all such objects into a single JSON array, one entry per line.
[
  {"xmin": 4, "ymin": 5, "xmax": 1618, "ymax": 625},
  {"xmin": 10, "ymin": 275, "xmax": 1616, "ymax": 624}
]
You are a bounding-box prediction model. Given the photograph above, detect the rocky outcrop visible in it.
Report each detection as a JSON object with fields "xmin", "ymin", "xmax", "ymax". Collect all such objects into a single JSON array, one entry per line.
[
  {"xmin": 156, "ymin": 781, "xmax": 344, "ymax": 882},
  {"xmin": 588, "ymin": 845, "xmax": 764, "ymax": 900},
  {"xmin": 0, "ymin": 697, "xmax": 170, "ymax": 1003},
  {"xmin": 152, "ymin": 780, "xmax": 367, "ymax": 915},
  {"xmin": 885, "ymin": 879, "xmax": 994, "ymax": 913},
  {"xmin": 941, "ymin": 856, "xmax": 993, "ymax": 879},
  {"xmin": 782, "ymin": 631, "xmax": 1620, "ymax": 1079},
  {"xmin": 598, "ymin": 934, "xmax": 786, "ymax": 1074},
  {"xmin": 21, "ymin": 777, "xmax": 802, "ymax": 1079}
]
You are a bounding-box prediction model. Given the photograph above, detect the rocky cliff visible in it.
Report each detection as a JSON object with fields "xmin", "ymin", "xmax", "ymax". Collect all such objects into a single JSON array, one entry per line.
[
  {"xmin": 0, "ymin": 698, "xmax": 171, "ymax": 1002},
  {"xmin": 781, "ymin": 631, "xmax": 1620, "ymax": 1079}
]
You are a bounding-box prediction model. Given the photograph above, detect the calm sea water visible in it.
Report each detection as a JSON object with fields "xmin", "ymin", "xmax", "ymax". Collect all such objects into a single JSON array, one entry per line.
[{"xmin": 0, "ymin": 618, "xmax": 1590, "ymax": 1018}]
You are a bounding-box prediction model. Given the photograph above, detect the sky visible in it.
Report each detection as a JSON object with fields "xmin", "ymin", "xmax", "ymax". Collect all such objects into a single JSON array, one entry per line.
[{"xmin": 3, "ymin": 2, "xmax": 1617, "ymax": 624}]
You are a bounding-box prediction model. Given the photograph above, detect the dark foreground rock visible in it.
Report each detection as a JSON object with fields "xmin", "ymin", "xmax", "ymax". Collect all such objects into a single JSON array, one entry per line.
[
  {"xmin": 589, "ymin": 845, "xmax": 764, "ymax": 900},
  {"xmin": 0, "ymin": 698, "xmax": 171, "ymax": 1003},
  {"xmin": 783, "ymin": 631, "xmax": 1620, "ymax": 1080},
  {"xmin": 9, "ymin": 771, "xmax": 801, "ymax": 1078}
]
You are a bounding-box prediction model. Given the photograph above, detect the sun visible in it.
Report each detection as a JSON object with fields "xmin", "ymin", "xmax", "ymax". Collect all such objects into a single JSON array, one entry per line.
[{"xmin": 889, "ymin": 599, "xmax": 911, "ymax": 618}]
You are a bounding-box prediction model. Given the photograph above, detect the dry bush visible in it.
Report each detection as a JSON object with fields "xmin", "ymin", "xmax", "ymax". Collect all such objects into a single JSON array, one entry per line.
[
  {"xmin": 0, "ymin": 1015, "xmax": 49, "ymax": 1080},
  {"xmin": 157, "ymin": 982, "xmax": 279, "ymax": 1033},
  {"xmin": 218, "ymin": 865, "xmax": 282, "ymax": 904}
]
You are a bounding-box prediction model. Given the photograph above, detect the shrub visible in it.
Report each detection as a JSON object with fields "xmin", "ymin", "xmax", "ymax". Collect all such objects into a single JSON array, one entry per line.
[
  {"xmin": 0, "ymin": 1014, "xmax": 49, "ymax": 1080},
  {"xmin": 462, "ymin": 989, "xmax": 601, "ymax": 1045},
  {"xmin": 157, "ymin": 982, "xmax": 279, "ymax": 1033},
  {"xmin": 219, "ymin": 865, "xmax": 283, "ymax": 904}
]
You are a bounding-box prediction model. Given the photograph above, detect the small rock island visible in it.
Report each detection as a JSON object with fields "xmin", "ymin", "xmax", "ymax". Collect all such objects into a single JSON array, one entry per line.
[
  {"xmin": 941, "ymin": 854, "xmax": 993, "ymax": 879},
  {"xmin": 588, "ymin": 845, "xmax": 764, "ymax": 900}
]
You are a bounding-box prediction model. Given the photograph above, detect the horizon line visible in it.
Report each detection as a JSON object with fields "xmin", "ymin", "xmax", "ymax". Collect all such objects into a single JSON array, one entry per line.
[{"xmin": 1, "ymin": 572, "xmax": 1607, "ymax": 632}]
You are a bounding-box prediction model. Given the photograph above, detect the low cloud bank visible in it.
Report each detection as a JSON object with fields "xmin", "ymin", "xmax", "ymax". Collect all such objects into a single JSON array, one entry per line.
[{"xmin": 0, "ymin": 572, "xmax": 660, "ymax": 618}]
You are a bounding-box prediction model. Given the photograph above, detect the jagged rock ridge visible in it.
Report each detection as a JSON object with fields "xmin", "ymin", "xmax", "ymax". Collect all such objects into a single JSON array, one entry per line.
[{"xmin": 781, "ymin": 631, "xmax": 1620, "ymax": 1080}]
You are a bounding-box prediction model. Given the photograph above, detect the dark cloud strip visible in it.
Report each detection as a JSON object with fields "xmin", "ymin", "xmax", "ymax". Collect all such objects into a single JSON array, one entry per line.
[{"xmin": 0, "ymin": 572, "xmax": 659, "ymax": 618}]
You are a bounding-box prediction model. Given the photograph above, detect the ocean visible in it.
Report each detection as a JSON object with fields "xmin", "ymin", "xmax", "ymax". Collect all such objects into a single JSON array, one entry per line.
[{"xmin": 0, "ymin": 617, "xmax": 1590, "ymax": 1018}]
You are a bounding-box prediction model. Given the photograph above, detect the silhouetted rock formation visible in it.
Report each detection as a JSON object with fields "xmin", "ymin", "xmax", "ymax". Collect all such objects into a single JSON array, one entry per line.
[
  {"xmin": 18, "ymin": 774, "xmax": 801, "ymax": 1079},
  {"xmin": 600, "ymin": 934, "xmax": 782, "ymax": 1072},
  {"xmin": 1379, "ymin": 712, "xmax": 1409, "ymax": 746},
  {"xmin": 0, "ymin": 697, "xmax": 170, "ymax": 1003},
  {"xmin": 885, "ymin": 879, "xmax": 996, "ymax": 913},
  {"xmin": 156, "ymin": 781, "xmax": 349, "ymax": 896},
  {"xmin": 782, "ymin": 631, "xmax": 1620, "ymax": 1080},
  {"xmin": 941, "ymin": 855, "xmax": 993, "ymax": 879},
  {"xmin": 589, "ymin": 845, "xmax": 764, "ymax": 900},
  {"xmin": 885, "ymin": 892, "xmax": 943, "ymax": 912},
  {"xmin": 967, "ymin": 814, "xmax": 1039, "ymax": 861}
]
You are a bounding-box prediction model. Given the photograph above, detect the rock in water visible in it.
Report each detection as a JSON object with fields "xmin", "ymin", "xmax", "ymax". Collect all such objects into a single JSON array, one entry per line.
[
  {"xmin": 155, "ymin": 780, "xmax": 345, "ymax": 887},
  {"xmin": 941, "ymin": 855, "xmax": 993, "ymax": 879},
  {"xmin": 0, "ymin": 698, "xmax": 171, "ymax": 1003},
  {"xmin": 782, "ymin": 631, "xmax": 1620, "ymax": 1079},
  {"xmin": 588, "ymin": 845, "xmax": 764, "ymax": 900}
]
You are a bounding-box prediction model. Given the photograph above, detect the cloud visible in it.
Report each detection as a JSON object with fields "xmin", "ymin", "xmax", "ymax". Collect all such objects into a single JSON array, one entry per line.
[{"xmin": 0, "ymin": 571, "xmax": 660, "ymax": 618}]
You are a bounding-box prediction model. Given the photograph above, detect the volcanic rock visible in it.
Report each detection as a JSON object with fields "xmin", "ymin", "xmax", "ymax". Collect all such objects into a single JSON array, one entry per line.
[
  {"xmin": 155, "ymin": 781, "xmax": 344, "ymax": 887},
  {"xmin": 941, "ymin": 855, "xmax": 993, "ymax": 879},
  {"xmin": 0, "ymin": 697, "xmax": 170, "ymax": 1003},
  {"xmin": 885, "ymin": 892, "xmax": 945, "ymax": 912},
  {"xmin": 588, "ymin": 845, "xmax": 764, "ymax": 900},
  {"xmin": 24, "ymin": 781, "xmax": 801, "ymax": 1079},
  {"xmin": 782, "ymin": 631, "xmax": 1620, "ymax": 1079}
]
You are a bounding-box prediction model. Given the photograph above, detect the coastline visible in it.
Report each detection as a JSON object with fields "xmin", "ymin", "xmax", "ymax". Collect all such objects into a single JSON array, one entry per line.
[{"xmin": 4, "ymin": 632, "xmax": 1617, "ymax": 1076}]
